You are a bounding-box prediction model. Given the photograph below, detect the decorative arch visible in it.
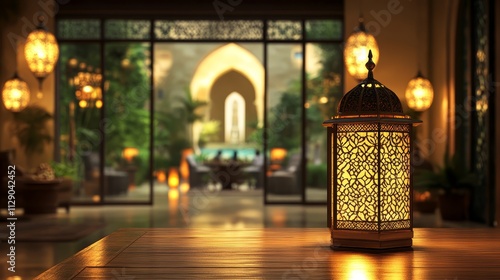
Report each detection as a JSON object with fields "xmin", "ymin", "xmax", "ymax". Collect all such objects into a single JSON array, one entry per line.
[{"xmin": 190, "ymin": 43, "xmax": 264, "ymax": 149}]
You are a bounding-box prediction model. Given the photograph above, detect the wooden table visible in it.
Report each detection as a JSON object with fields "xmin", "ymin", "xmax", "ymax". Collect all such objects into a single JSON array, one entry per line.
[
  {"xmin": 36, "ymin": 228, "xmax": 500, "ymax": 279},
  {"xmin": 204, "ymin": 161, "xmax": 250, "ymax": 190}
]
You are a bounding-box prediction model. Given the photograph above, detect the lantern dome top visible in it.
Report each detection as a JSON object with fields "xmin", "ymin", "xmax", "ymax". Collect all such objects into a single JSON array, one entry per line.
[{"xmin": 337, "ymin": 50, "xmax": 404, "ymax": 117}]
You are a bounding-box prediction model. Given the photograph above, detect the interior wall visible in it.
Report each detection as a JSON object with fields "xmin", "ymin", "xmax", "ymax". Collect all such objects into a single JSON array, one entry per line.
[
  {"xmin": 0, "ymin": 0, "xmax": 57, "ymax": 168},
  {"xmin": 344, "ymin": 0, "xmax": 457, "ymax": 166}
]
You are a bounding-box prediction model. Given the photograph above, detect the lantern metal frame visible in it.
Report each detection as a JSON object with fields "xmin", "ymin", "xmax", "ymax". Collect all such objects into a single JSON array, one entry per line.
[{"xmin": 323, "ymin": 51, "xmax": 421, "ymax": 250}]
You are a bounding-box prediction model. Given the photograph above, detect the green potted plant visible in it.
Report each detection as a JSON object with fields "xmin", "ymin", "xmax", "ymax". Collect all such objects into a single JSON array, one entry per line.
[
  {"xmin": 414, "ymin": 153, "xmax": 478, "ymax": 220},
  {"xmin": 10, "ymin": 105, "xmax": 64, "ymax": 214}
]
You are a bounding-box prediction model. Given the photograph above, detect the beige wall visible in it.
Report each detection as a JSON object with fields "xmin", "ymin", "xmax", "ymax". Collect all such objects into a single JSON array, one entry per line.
[
  {"xmin": 0, "ymin": 0, "xmax": 57, "ymax": 168},
  {"xmin": 344, "ymin": 0, "xmax": 456, "ymax": 165}
]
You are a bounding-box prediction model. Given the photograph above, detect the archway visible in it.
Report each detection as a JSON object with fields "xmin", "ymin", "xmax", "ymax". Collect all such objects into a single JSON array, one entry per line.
[{"xmin": 190, "ymin": 43, "xmax": 264, "ymax": 150}]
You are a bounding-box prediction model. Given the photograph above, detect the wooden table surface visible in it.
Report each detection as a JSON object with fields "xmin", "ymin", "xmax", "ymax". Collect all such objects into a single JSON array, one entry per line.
[{"xmin": 36, "ymin": 228, "xmax": 500, "ymax": 279}]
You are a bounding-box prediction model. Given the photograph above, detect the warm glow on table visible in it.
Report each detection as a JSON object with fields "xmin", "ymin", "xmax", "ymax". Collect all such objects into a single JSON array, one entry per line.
[{"xmin": 36, "ymin": 228, "xmax": 500, "ymax": 279}]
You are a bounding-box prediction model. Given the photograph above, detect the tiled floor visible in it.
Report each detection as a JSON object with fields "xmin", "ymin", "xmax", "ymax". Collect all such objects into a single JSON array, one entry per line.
[{"xmin": 0, "ymin": 187, "xmax": 486, "ymax": 279}]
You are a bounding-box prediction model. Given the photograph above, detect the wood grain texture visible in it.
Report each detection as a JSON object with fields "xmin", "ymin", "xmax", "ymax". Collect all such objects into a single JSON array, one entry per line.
[{"xmin": 36, "ymin": 228, "xmax": 500, "ymax": 279}]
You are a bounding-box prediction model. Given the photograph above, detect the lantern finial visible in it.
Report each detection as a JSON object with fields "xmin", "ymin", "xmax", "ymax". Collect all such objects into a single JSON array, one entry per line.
[{"xmin": 365, "ymin": 50, "xmax": 375, "ymax": 79}]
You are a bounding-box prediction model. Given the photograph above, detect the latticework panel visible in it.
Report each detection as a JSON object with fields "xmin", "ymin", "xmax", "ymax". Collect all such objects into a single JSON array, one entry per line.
[
  {"xmin": 305, "ymin": 20, "xmax": 342, "ymax": 40},
  {"xmin": 336, "ymin": 130, "xmax": 379, "ymax": 228},
  {"xmin": 105, "ymin": 20, "xmax": 151, "ymax": 39},
  {"xmin": 337, "ymin": 123, "xmax": 377, "ymax": 132},
  {"xmin": 154, "ymin": 20, "xmax": 263, "ymax": 40},
  {"xmin": 267, "ymin": 21, "xmax": 302, "ymax": 40},
  {"xmin": 57, "ymin": 19, "xmax": 101, "ymax": 39},
  {"xmin": 380, "ymin": 130, "xmax": 411, "ymax": 227},
  {"xmin": 334, "ymin": 124, "xmax": 411, "ymax": 231}
]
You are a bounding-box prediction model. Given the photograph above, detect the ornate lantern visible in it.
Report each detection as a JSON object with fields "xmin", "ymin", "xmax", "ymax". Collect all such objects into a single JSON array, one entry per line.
[
  {"xmin": 344, "ymin": 17, "xmax": 379, "ymax": 81},
  {"xmin": 323, "ymin": 51, "xmax": 421, "ymax": 250},
  {"xmin": 24, "ymin": 16, "xmax": 59, "ymax": 98},
  {"xmin": 405, "ymin": 71, "xmax": 434, "ymax": 112},
  {"xmin": 2, "ymin": 73, "xmax": 30, "ymax": 112}
]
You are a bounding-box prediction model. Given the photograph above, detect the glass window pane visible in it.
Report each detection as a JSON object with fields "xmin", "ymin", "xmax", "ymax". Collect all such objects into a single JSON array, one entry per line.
[
  {"xmin": 105, "ymin": 20, "xmax": 151, "ymax": 39},
  {"xmin": 154, "ymin": 43, "xmax": 264, "ymax": 198},
  {"xmin": 305, "ymin": 20, "xmax": 342, "ymax": 40},
  {"xmin": 58, "ymin": 43, "xmax": 102, "ymax": 203},
  {"xmin": 104, "ymin": 42, "xmax": 151, "ymax": 202},
  {"xmin": 305, "ymin": 43, "xmax": 343, "ymax": 202},
  {"xmin": 267, "ymin": 20, "xmax": 302, "ymax": 40},
  {"xmin": 266, "ymin": 43, "xmax": 303, "ymax": 202},
  {"xmin": 154, "ymin": 20, "xmax": 263, "ymax": 40},
  {"xmin": 57, "ymin": 19, "xmax": 101, "ymax": 39}
]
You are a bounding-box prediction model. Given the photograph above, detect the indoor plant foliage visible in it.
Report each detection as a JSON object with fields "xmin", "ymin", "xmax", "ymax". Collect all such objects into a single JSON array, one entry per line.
[
  {"xmin": 11, "ymin": 105, "xmax": 53, "ymax": 164},
  {"xmin": 415, "ymin": 153, "xmax": 478, "ymax": 220}
]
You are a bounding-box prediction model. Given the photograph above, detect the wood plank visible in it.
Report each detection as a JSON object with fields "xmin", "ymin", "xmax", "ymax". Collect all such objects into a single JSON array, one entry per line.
[{"xmin": 36, "ymin": 228, "xmax": 500, "ymax": 279}]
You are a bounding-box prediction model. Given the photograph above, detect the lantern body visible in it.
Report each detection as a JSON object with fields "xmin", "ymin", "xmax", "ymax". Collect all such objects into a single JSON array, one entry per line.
[
  {"xmin": 24, "ymin": 29, "xmax": 59, "ymax": 79},
  {"xmin": 405, "ymin": 75, "xmax": 434, "ymax": 111},
  {"xmin": 323, "ymin": 52, "xmax": 420, "ymax": 250},
  {"xmin": 2, "ymin": 76, "xmax": 30, "ymax": 112}
]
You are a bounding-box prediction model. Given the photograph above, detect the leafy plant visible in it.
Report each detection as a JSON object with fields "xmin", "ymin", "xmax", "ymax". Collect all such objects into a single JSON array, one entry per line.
[
  {"xmin": 12, "ymin": 105, "xmax": 53, "ymax": 157},
  {"xmin": 51, "ymin": 161, "xmax": 79, "ymax": 181},
  {"xmin": 414, "ymin": 153, "xmax": 478, "ymax": 194}
]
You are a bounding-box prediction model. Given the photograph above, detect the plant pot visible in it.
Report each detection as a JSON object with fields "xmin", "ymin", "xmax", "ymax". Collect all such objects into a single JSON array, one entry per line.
[
  {"xmin": 438, "ymin": 192, "xmax": 469, "ymax": 221},
  {"xmin": 19, "ymin": 178, "xmax": 62, "ymax": 215}
]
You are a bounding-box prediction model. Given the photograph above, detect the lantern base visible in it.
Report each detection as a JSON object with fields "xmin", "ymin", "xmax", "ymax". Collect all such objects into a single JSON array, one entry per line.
[{"xmin": 330, "ymin": 229, "xmax": 413, "ymax": 250}]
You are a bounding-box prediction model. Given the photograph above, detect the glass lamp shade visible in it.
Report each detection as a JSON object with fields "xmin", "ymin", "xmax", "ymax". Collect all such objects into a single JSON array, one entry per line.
[
  {"xmin": 344, "ymin": 22, "xmax": 379, "ymax": 81},
  {"xmin": 405, "ymin": 73, "xmax": 434, "ymax": 111},
  {"xmin": 2, "ymin": 74, "xmax": 31, "ymax": 112},
  {"xmin": 24, "ymin": 21, "xmax": 59, "ymax": 79}
]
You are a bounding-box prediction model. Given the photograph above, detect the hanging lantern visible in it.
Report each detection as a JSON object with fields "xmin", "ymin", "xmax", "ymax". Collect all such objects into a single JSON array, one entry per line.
[
  {"xmin": 405, "ymin": 71, "xmax": 434, "ymax": 112},
  {"xmin": 2, "ymin": 73, "xmax": 31, "ymax": 112},
  {"xmin": 24, "ymin": 16, "xmax": 59, "ymax": 98},
  {"xmin": 344, "ymin": 18, "xmax": 380, "ymax": 81},
  {"xmin": 73, "ymin": 67, "xmax": 102, "ymax": 108},
  {"xmin": 323, "ymin": 51, "xmax": 421, "ymax": 250}
]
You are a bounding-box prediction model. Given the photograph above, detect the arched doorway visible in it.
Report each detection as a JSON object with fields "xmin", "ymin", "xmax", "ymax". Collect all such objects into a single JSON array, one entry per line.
[
  {"xmin": 208, "ymin": 71, "xmax": 257, "ymax": 143},
  {"xmin": 190, "ymin": 43, "xmax": 264, "ymax": 150}
]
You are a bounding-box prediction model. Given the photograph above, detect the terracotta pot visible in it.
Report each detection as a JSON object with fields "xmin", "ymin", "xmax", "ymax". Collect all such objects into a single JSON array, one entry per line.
[{"xmin": 438, "ymin": 192, "xmax": 470, "ymax": 221}]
